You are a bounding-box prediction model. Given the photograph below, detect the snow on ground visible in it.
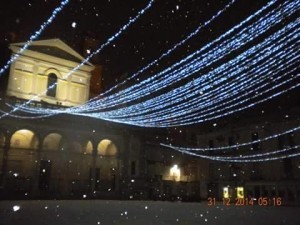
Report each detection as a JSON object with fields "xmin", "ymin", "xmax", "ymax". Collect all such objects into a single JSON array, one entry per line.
[{"xmin": 0, "ymin": 200, "xmax": 299, "ymax": 225}]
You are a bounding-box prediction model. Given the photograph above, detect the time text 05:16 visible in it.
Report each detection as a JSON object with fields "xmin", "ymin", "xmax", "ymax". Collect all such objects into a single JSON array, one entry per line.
[{"xmin": 207, "ymin": 197, "xmax": 282, "ymax": 206}]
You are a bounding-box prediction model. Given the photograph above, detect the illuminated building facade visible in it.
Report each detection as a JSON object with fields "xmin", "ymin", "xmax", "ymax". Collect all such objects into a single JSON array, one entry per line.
[{"xmin": 6, "ymin": 39, "xmax": 94, "ymax": 106}]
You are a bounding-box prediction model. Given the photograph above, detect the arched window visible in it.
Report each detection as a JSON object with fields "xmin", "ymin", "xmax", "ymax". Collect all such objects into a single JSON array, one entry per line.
[{"xmin": 47, "ymin": 73, "xmax": 57, "ymax": 97}]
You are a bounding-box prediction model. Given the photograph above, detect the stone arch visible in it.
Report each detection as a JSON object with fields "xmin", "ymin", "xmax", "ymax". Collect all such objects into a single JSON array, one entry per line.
[
  {"xmin": 10, "ymin": 129, "xmax": 39, "ymax": 150},
  {"xmin": 45, "ymin": 68, "xmax": 62, "ymax": 79},
  {"xmin": 97, "ymin": 139, "xmax": 117, "ymax": 156},
  {"xmin": 84, "ymin": 140, "xmax": 94, "ymax": 155},
  {"xmin": 42, "ymin": 133, "xmax": 63, "ymax": 151},
  {"xmin": 95, "ymin": 139, "xmax": 119, "ymax": 192}
]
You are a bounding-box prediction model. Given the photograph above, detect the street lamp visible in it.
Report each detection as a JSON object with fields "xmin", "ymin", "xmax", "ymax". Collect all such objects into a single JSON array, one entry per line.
[{"xmin": 170, "ymin": 164, "xmax": 180, "ymax": 182}]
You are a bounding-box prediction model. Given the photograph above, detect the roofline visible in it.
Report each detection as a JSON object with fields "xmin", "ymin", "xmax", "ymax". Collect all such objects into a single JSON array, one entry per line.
[{"xmin": 10, "ymin": 39, "xmax": 94, "ymax": 67}]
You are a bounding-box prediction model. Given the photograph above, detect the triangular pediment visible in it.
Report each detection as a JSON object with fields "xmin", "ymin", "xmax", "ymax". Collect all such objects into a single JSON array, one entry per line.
[{"xmin": 11, "ymin": 39, "xmax": 93, "ymax": 66}]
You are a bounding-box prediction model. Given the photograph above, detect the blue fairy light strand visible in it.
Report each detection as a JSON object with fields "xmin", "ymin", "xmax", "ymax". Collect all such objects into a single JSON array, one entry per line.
[
  {"xmin": 98, "ymin": 20, "xmax": 299, "ymax": 121},
  {"xmin": 83, "ymin": 0, "xmax": 292, "ymax": 111}
]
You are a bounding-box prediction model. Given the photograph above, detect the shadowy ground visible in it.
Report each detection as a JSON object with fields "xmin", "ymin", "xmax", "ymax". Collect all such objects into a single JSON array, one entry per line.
[{"xmin": 0, "ymin": 200, "xmax": 299, "ymax": 225}]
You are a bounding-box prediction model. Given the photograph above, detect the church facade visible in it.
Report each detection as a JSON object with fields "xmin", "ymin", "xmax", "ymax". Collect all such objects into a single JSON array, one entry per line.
[{"xmin": 6, "ymin": 39, "xmax": 94, "ymax": 106}]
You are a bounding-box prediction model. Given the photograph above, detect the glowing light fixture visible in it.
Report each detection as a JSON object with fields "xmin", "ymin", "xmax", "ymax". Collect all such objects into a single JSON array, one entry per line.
[
  {"xmin": 170, "ymin": 164, "xmax": 181, "ymax": 182},
  {"xmin": 237, "ymin": 187, "xmax": 244, "ymax": 199},
  {"xmin": 223, "ymin": 187, "xmax": 229, "ymax": 199}
]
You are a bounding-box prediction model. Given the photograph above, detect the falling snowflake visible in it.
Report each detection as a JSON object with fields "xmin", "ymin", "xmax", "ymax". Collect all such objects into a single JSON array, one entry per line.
[{"xmin": 13, "ymin": 205, "xmax": 20, "ymax": 212}]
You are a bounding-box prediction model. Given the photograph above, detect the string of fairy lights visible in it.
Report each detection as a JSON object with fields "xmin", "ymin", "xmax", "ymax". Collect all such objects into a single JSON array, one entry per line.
[
  {"xmin": 3, "ymin": 0, "xmax": 242, "ymax": 117},
  {"xmin": 5, "ymin": 0, "xmax": 283, "ymax": 116},
  {"xmin": 13, "ymin": 0, "xmax": 299, "ymax": 121},
  {"xmin": 0, "ymin": 0, "xmax": 238, "ymax": 120},
  {"xmin": 13, "ymin": 24, "xmax": 300, "ymax": 124},
  {"xmin": 79, "ymin": 0, "xmax": 295, "ymax": 111},
  {"xmin": 1, "ymin": 0, "xmax": 240, "ymax": 119},
  {"xmin": 61, "ymin": 16, "xmax": 299, "ymax": 127},
  {"xmin": 165, "ymin": 144, "xmax": 300, "ymax": 163},
  {"xmin": 126, "ymin": 46, "xmax": 299, "ymax": 125},
  {"xmin": 89, "ymin": 19, "xmax": 299, "ymax": 123},
  {"xmin": 161, "ymin": 126, "xmax": 300, "ymax": 152},
  {"xmin": 129, "ymin": 41, "xmax": 299, "ymax": 126},
  {"xmin": 0, "ymin": 0, "xmax": 299, "ymax": 162}
]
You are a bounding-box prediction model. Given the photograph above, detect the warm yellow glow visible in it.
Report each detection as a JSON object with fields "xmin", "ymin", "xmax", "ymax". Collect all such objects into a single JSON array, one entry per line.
[
  {"xmin": 237, "ymin": 187, "xmax": 244, "ymax": 199},
  {"xmin": 97, "ymin": 139, "xmax": 117, "ymax": 156},
  {"xmin": 170, "ymin": 164, "xmax": 181, "ymax": 181},
  {"xmin": 7, "ymin": 39, "xmax": 95, "ymax": 107},
  {"xmin": 10, "ymin": 129, "xmax": 38, "ymax": 149},
  {"xmin": 223, "ymin": 187, "xmax": 229, "ymax": 199},
  {"xmin": 85, "ymin": 141, "xmax": 93, "ymax": 154}
]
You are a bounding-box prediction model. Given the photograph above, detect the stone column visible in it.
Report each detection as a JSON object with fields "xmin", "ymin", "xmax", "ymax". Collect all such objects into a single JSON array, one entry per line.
[
  {"xmin": 90, "ymin": 148, "xmax": 97, "ymax": 196},
  {"xmin": 31, "ymin": 140, "xmax": 43, "ymax": 197},
  {"xmin": 60, "ymin": 145, "xmax": 69, "ymax": 197},
  {"xmin": 0, "ymin": 134, "xmax": 10, "ymax": 190}
]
